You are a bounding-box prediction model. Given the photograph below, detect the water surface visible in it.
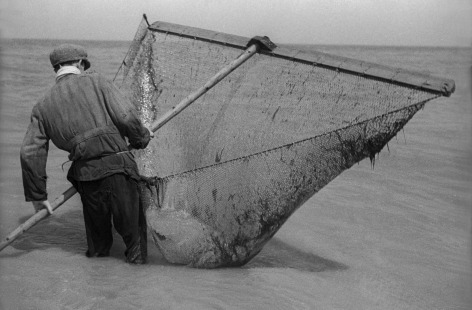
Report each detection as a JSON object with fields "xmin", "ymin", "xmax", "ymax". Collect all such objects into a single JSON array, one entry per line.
[{"xmin": 0, "ymin": 39, "xmax": 470, "ymax": 309}]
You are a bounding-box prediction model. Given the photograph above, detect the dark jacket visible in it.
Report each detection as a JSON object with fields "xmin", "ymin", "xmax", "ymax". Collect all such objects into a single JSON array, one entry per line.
[{"xmin": 20, "ymin": 72, "xmax": 150, "ymax": 201}]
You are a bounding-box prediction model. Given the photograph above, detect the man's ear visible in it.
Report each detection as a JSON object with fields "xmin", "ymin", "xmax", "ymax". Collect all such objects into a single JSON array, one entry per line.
[{"xmin": 77, "ymin": 59, "xmax": 85, "ymax": 71}]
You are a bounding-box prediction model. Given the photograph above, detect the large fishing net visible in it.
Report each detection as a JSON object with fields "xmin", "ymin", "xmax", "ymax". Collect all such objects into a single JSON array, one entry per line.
[{"xmin": 115, "ymin": 16, "xmax": 455, "ymax": 268}]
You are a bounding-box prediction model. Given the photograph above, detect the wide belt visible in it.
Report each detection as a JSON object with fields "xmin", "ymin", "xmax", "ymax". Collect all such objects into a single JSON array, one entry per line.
[{"xmin": 66, "ymin": 125, "xmax": 118, "ymax": 150}]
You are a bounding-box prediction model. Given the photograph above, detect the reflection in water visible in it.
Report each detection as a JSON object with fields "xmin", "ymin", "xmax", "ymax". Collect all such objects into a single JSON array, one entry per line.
[
  {"xmin": 13, "ymin": 209, "xmax": 87, "ymax": 255},
  {"xmin": 10, "ymin": 209, "xmax": 346, "ymax": 272},
  {"xmin": 246, "ymin": 238, "xmax": 347, "ymax": 272}
]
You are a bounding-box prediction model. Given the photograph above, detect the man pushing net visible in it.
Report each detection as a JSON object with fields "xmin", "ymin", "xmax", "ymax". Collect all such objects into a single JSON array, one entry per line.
[{"xmin": 20, "ymin": 44, "xmax": 153, "ymax": 264}]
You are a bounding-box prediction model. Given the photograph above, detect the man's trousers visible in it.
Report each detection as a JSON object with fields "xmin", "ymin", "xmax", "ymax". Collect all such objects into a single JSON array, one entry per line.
[{"xmin": 76, "ymin": 173, "xmax": 147, "ymax": 264}]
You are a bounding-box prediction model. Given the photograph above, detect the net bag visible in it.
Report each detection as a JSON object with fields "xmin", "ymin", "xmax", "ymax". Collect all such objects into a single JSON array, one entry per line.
[{"xmin": 115, "ymin": 17, "xmax": 455, "ymax": 268}]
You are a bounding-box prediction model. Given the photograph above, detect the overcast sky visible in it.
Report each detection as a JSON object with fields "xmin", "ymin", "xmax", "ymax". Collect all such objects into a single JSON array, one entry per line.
[{"xmin": 0, "ymin": 0, "xmax": 470, "ymax": 46}]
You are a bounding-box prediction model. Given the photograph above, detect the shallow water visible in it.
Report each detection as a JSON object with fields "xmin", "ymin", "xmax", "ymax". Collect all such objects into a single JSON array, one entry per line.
[{"xmin": 0, "ymin": 39, "xmax": 471, "ymax": 309}]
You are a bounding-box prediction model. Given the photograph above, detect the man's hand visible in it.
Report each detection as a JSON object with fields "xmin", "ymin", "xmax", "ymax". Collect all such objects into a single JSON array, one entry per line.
[
  {"xmin": 146, "ymin": 125, "xmax": 155, "ymax": 139},
  {"xmin": 32, "ymin": 200, "xmax": 53, "ymax": 215}
]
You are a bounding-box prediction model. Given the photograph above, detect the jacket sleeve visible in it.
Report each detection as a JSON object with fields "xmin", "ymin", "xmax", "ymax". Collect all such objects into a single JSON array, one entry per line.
[
  {"xmin": 20, "ymin": 106, "xmax": 50, "ymax": 201},
  {"xmin": 100, "ymin": 75, "xmax": 151, "ymax": 149}
]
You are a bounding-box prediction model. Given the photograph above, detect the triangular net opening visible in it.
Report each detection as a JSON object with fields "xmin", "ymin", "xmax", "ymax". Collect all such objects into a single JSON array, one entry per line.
[{"xmin": 115, "ymin": 17, "xmax": 454, "ymax": 268}]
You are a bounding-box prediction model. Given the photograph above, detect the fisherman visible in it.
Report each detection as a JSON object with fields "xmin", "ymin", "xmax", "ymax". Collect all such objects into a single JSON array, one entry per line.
[{"xmin": 20, "ymin": 44, "xmax": 153, "ymax": 264}]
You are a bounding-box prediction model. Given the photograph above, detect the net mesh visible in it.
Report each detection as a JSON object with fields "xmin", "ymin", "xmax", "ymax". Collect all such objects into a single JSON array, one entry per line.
[{"xmin": 115, "ymin": 19, "xmax": 443, "ymax": 267}]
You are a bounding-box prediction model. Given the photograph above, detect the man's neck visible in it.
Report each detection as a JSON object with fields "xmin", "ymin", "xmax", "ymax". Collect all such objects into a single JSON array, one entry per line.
[{"xmin": 56, "ymin": 66, "xmax": 81, "ymax": 81}]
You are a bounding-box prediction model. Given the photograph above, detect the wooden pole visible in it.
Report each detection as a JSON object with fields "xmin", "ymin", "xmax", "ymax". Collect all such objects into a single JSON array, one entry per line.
[
  {"xmin": 0, "ymin": 43, "xmax": 260, "ymax": 252},
  {"xmin": 0, "ymin": 187, "xmax": 77, "ymax": 251}
]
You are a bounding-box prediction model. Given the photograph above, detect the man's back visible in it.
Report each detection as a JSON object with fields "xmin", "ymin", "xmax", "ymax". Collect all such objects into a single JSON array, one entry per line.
[
  {"xmin": 33, "ymin": 72, "xmax": 146, "ymax": 161},
  {"xmin": 21, "ymin": 69, "xmax": 150, "ymax": 200},
  {"xmin": 39, "ymin": 73, "xmax": 112, "ymax": 147}
]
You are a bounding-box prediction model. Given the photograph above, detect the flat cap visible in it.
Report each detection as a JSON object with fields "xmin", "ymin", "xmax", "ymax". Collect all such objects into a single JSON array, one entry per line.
[{"xmin": 49, "ymin": 44, "xmax": 91, "ymax": 70}]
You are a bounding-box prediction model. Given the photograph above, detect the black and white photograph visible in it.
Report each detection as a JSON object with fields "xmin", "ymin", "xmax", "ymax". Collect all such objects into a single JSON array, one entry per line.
[{"xmin": 0, "ymin": 1, "xmax": 470, "ymax": 309}]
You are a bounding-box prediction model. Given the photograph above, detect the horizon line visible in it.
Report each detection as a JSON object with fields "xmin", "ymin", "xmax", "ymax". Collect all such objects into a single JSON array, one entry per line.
[{"xmin": 1, "ymin": 36, "xmax": 471, "ymax": 49}]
